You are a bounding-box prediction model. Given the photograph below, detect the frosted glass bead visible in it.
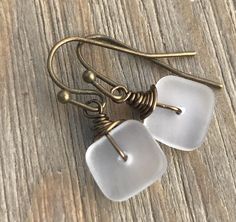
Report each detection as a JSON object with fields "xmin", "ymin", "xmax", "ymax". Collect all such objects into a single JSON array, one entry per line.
[
  {"xmin": 144, "ymin": 76, "xmax": 215, "ymax": 150},
  {"xmin": 86, "ymin": 120, "xmax": 167, "ymax": 201}
]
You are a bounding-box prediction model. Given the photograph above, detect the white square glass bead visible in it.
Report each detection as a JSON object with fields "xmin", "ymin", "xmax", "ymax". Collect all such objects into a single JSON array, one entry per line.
[
  {"xmin": 144, "ymin": 76, "xmax": 215, "ymax": 151},
  {"xmin": 86, "ymin": 120, "xmax": 167, "ymax": 201}
]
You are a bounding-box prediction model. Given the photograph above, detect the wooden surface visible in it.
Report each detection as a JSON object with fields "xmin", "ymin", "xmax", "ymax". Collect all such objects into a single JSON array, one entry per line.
[{"xmin": 0, "ymin": 0, "xmax": 236, "ymax": 221}]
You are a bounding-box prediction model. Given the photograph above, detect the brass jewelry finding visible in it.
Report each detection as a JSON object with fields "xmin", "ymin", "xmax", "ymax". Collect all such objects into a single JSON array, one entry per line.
[
  {"xmin": 125, "ymin": 85, "xmax": 157, "ymax": 120},
  {"xmin": 77, "ymin": 34, "xmax": 223, "ymax": 89},
  {"xmin": 84, "ymin": 100, "xmax": 127, "ymax": 161},
  {"xmin": 55, "ymin": 90, "xmax": 128, "ymax": 161},
  {"xmin": 83, "ymin": 100, "xmax": 123, "ymax": 139},
  {"xmin": 83, "ymin": 70, "xmax": 181, "ymax": 119},
  {"xmin": 74, "ymin": 34, "xmax": 222, "ymax": 119},
  {"xmin": 47, "ymin": 37, "xmax": 107, "ymax": 111},
  {"xmin": 75, "ymin": 34, "xmax": 222, "ymax": 119},
  {"xmin": 47, "ymin": 35, "xmax": 185, "ymax": 116},
  {"xmin": 47, "ymin": 34, "xmax": 221, "ymax": 161},
  {"xmin": 157, "ymin": 103, "xmax": 182, "ymax": 115},
  {"xmin": 47, "ymin": 41, "xmax": 127, "ymax": 161},
  {"xmin": 126, "ymin": 85, "xmax": 182, "ymax": 119}
]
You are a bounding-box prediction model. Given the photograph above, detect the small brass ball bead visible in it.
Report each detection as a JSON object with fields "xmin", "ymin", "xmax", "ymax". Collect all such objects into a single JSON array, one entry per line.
[
  {"xmin": 83, "ymin": 70, "xmax": 96, "ymax": 83},
  {"xmin": 57, "ymin": 90, "xmax": 70, "ymax": 104}
]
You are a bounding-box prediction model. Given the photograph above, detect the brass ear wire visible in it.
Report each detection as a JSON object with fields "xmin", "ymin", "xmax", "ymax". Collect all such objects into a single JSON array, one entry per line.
[
  {"xmin": 57, "ymin": 90, "xmax": 104, "ymax": 112},
  {"xmin": 47, "ymin": 38, "xmax": 128, "ymax": 161},
  {"xmin": 56, "ymin": 90, "xmax": 128, "ymax": 161},
  {"xmin": 47, "ymin": 37, "xmax": 106, "ymax": 111},
  {"xmin": 48, "ymin": 36, "xmax": 189, "ymax": 106},
  {"xmin": 75, "ymin": 34, "xmax": 222, "ymax": 119},
  {"xmin": 76, "ymin": 34, "xmax": 198, "ymax": 102},
  {"xmin": 77, "ymin": 34, "xmax": 223, "ymax": 89}
]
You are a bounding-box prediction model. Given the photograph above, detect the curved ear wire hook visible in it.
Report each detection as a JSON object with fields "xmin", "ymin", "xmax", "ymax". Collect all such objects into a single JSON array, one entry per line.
[
  {"xmin": 47, "ymin": 37, "xmax": 107, "ymax": 112},
  {"xmin": 76, "ymin": 34, "xmax": 201, "ymax": 99},
  {"xmin": 48, "ymin": 36, "xmax": 190, "ymax": 104},
  {"xmin": 75, "ymin": 34, "xmax": 222, "ymax": 119},
  {"xmin": 76, "ymin": 34, "xmax": 223, "ymax": 89}
]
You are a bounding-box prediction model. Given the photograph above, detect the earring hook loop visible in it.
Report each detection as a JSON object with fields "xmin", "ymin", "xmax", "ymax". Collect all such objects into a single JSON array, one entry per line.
[{"xmin": 47, "ymin": 37, "xmax": 107, "ymax": 112}]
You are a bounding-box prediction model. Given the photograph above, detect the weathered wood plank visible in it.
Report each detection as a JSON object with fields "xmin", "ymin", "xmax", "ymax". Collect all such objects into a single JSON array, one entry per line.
[{"xmin": 0, "ymin": 0, "xmax": 235, "ymax": 221}]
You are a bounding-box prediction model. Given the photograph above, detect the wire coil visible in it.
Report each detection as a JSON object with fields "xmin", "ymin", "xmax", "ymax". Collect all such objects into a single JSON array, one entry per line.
[
  {"xmin": 84, "ymin": 100, "xmax": 127, "ymax": 161},
  {"xmin": 84, "ymin": 100, "xmax": 123, "ymax": 139},
  {"xmin": 126, "ymin": 85, "xmax": 157, "ymax": 120}
]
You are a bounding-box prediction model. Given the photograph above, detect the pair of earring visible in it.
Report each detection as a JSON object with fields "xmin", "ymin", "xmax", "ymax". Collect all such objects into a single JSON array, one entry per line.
[{"xmin": 47, "ymin": 34, "xmax": 222, "ymax": 201}]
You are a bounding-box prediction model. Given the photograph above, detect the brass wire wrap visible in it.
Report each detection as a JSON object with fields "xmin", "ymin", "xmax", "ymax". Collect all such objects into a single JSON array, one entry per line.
[
  {"xmin": 84, "ymin": 100, "xmax": 127, "ymax": 161},
  {"xmin": 56, "ymin": 92, "xmax": 128, "ymax": 161},
  {"xmin": 83, "ymin": 70, "xmax": 182, "ymax": 118},
  {"xmin": 126, "ymin": 85, "xmax": 157, "ymax": 120},
  {"xmin": 84, "ymin": 109, "xmax": 123, "ymax": 139}
]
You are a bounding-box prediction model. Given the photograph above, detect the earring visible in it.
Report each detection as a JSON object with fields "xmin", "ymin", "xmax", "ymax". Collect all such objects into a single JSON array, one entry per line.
[
  {"xmin": 47, "ymin": 38, "xmax": 167, "ymax": 201},
  {"xmin": 75, "ymin": 34, "xmax": 222, "ymax": 151}
]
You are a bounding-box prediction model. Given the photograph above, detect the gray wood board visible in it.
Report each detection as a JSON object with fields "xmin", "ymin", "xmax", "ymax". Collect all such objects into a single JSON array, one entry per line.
[{"xmin": 0, "ymin": 0, "xmax": 235, "ymax": 221}]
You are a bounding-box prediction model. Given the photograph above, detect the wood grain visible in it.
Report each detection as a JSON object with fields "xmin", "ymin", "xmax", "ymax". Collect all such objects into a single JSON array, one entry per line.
[{"xmin": 0, "ymin": 0, "xmax": 235, "ymax": 221}]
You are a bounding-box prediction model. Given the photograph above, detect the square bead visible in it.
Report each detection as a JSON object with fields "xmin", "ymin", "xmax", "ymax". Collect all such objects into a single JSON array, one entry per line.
[
  {"xmin": 144, "ymin": 76, "xmax": 215, "ymax": 150},
  {"xmin": 86, "ymin": 120, "xmax": 167, "ymax": 201}
]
